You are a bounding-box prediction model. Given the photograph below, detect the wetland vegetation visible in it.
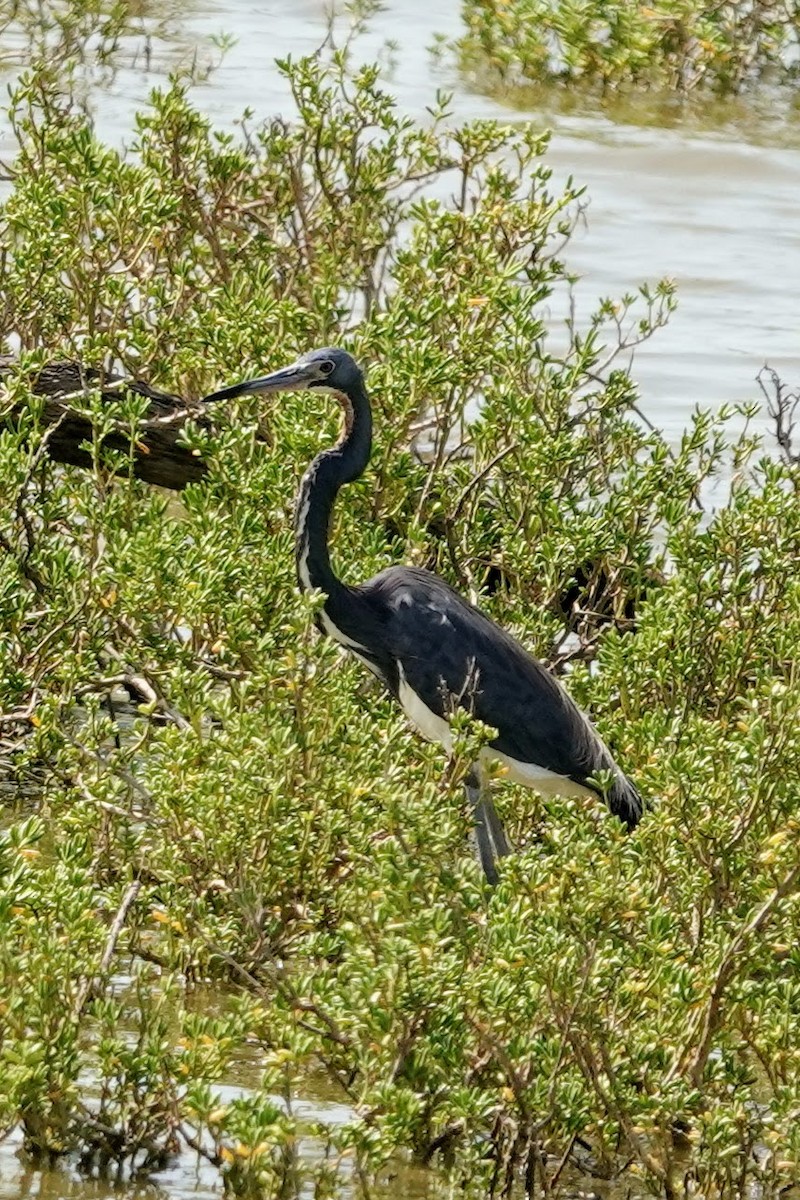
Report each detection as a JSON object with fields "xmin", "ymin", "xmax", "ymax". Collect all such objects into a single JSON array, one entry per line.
[
  {"xmin": 458, "ymin": 0, "xmax": 800, "ymax": 100},
  {"xmin": 1, "ymin": 3, "xmax": 800, "ymax": 1198}
]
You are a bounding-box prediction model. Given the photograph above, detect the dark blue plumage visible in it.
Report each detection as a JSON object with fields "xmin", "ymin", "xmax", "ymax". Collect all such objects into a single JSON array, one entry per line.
[
  {"xmin": 204, "ymin": 347, "xmax": 643, "ymax": 882},
  {"xmin": 355, "ymin": 567, "xmax": 641, "ymax": 825}
]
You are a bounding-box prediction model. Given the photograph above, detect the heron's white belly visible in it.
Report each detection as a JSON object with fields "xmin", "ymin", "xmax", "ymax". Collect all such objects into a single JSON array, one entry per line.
[
  {"xmin": 396, "ymin": 667, "xmax": 594, "ymax": 800},
  {"xmin": 490, "ymin": 750, "xmax": 595, "ymax": 798}
]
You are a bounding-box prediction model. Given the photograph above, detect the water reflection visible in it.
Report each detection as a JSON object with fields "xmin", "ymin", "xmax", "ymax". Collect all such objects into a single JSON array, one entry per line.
[
  {"xmin": 0, "ymin": 1083, "xmax": 443, "ymax": 1200},
  {"xmin": 0, "ymin": 1141, "xmax": 213, "ymax": 1200}
]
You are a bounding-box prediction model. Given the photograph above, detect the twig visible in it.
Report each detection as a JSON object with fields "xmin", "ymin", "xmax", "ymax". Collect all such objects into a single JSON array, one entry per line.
[
  {"xmin": 71, "ymin": 880, "xmax": 142, "ymax": 1021},
  {"xmin": 760, "ymin": 365, "xmax": 800, "ymax": 466},
  {"xmin": 73, "ymin": 772, "xmax": 160, "ymax": 826},
  {"xmin": 0, "ymin": 528, "xmax": 47, "ymax": 594},
  {"xmin": 666, "ymin": 859, "xmax": 800, "ymax": 1087},
  {"xmin": 0, "ymin": 691, "xmax": 39, "ymax": 725},
  {"xmin": 103, "ymin": 636, "xmax": 191, "ymax": 731},
  {"xmin": 66, "ymin": 733, "xmax": 157, "ymax": 807},
  {"xmin": 450, "ymin": 442, "xmax": 518, "ymax": 526},
  {"xmin": 180, "ymin": 1121, "xmax": 223, "ymax": 1168}
]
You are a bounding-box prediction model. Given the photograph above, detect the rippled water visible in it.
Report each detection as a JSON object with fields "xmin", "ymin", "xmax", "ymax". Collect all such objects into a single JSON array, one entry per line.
[{"xmin": 0, "ymin": 1, "xmax": 798, "ymax": 1194}]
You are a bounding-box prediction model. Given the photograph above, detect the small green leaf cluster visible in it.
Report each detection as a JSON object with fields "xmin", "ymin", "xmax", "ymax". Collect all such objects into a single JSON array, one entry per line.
[{"xmin": 1, "ymin": 39, "xmax": 799, "ymax": 1200}]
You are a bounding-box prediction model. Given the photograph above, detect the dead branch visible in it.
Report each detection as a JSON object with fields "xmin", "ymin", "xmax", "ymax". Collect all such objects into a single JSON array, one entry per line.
[
  {"xmin": 759, "ymin": 365, "xmax": 800, "ymax": 467},
  {"xmin": 71, "ymin": 879, "xmax": 142, "ymax": 1021}
]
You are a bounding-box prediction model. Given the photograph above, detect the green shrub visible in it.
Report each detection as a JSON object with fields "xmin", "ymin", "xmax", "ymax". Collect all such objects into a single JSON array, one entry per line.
[{"xmin": 1, "ymin": 35, "xmax": 799, "ymax": 1200}]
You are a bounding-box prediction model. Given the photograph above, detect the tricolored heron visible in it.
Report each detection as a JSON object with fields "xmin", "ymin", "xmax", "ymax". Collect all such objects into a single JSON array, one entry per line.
[{"xmin": 205, "ymin": 348, "xmax": 642, "ymax": 883}]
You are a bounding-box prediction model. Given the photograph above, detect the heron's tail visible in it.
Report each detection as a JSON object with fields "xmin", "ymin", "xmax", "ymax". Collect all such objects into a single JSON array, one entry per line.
[{"xmin": 606, "ymin": 772, "xmax": 644, "ymax": 831}]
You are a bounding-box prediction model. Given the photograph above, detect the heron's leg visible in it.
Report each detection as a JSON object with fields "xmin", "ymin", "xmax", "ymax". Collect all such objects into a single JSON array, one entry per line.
[{"xmin": 465, "ymin": 767, "xmax": 511, "ymax": 886}]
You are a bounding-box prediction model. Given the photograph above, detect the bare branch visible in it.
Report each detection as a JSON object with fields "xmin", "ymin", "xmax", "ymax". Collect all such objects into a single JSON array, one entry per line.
[{"xmin": 71, "ymin": 880, "xmax": 142, "ymax": 1022}]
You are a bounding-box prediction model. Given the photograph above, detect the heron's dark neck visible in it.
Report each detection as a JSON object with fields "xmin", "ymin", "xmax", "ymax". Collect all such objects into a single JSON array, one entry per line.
[{"xmin": 295, "ymin": 380, "xmax": 372, "ymax": 599}]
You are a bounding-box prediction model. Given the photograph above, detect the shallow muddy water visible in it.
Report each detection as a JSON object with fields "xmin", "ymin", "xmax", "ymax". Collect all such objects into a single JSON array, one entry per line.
[
  {"xmin": 0, "ymin": 969, "xmax": 445, "ymax": 1200},
  {"xmin": 0, "ymin": 1, "xmax": 798, "ymax": 1195}
]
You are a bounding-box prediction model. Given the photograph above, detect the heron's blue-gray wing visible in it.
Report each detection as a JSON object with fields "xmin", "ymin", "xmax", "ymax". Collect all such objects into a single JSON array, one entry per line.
[{"xmin": 360, "ymin": 566, "xmax": 614, "ymax": 786}]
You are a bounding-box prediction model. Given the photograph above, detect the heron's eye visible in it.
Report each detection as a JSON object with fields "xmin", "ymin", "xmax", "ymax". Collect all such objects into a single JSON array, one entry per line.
[{"xmin": 319, "ymin": 360, "xmax": 335, "ymax": 376}]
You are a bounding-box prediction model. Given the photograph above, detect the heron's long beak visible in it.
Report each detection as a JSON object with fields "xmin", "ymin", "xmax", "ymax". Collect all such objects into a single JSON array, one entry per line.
[{"xmin": 203, "ymin": 360, "xmax": 315, "ymax": 405}]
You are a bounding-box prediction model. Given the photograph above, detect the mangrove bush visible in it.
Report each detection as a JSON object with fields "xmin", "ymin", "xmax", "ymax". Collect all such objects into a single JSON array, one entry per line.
[
  {"xmin": 457, "ymin": 0, "xmax": 800, "ymax": 97},
  {"xmin": 1, "ymin": 31, "xmax": 799, "ymax": 1200}
]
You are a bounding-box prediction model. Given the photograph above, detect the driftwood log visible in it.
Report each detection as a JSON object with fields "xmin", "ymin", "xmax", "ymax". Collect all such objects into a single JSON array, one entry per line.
[{"xmin": 0, "ymin": 359, "xmax": 213, "ymax": 490}]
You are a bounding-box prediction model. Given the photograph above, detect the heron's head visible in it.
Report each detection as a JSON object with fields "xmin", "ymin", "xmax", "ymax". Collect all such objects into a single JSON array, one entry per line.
[{"xmin": 203, "ymin": 347, "xmax": 364, "ymax": 404}]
